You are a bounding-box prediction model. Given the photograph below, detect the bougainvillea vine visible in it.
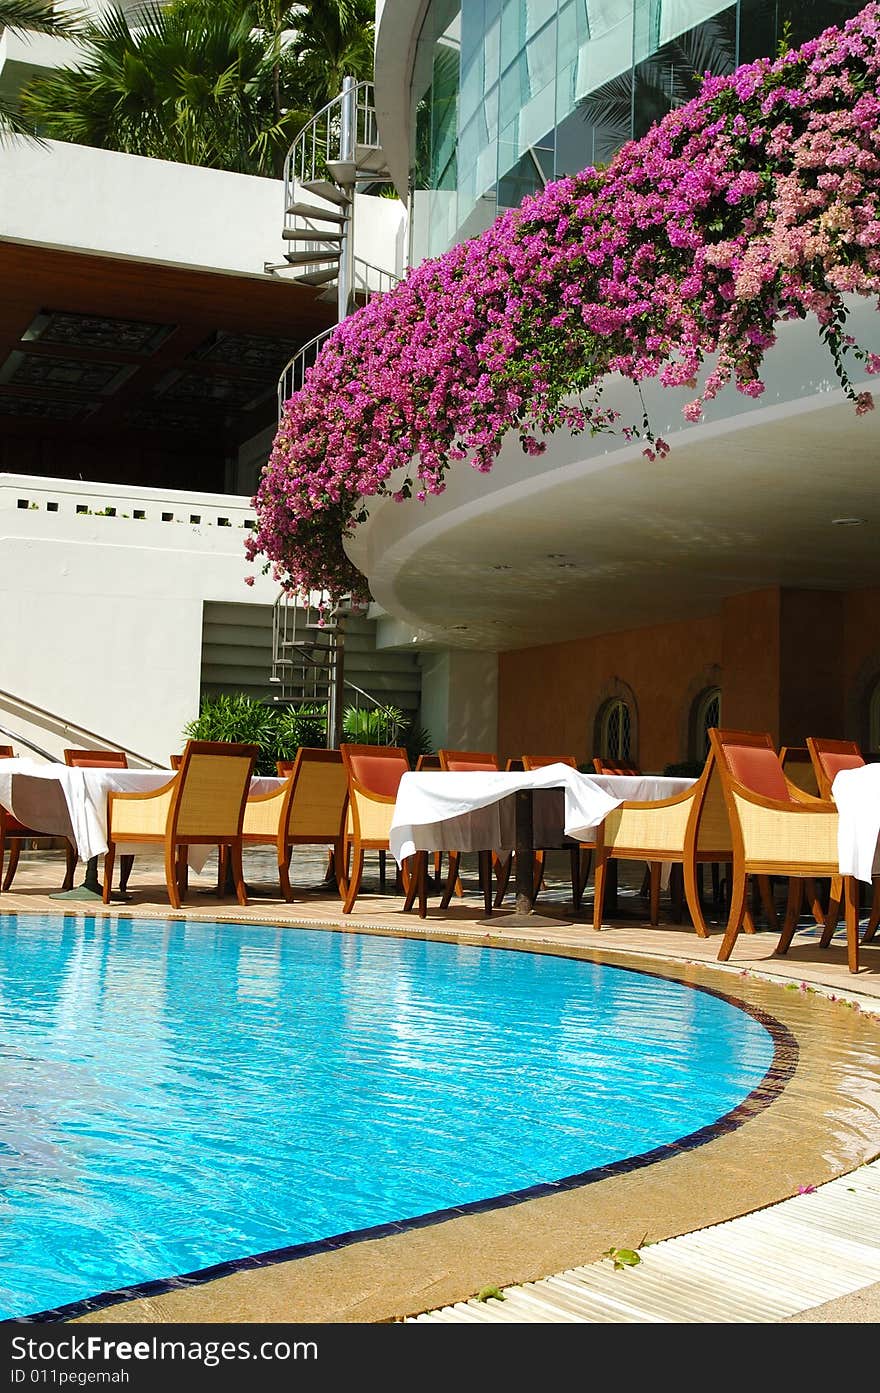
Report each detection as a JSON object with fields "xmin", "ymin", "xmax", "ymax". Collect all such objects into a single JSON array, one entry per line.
[{"xmin": 248, "ymin": 4, "xmax": 880, "ymax": 599}]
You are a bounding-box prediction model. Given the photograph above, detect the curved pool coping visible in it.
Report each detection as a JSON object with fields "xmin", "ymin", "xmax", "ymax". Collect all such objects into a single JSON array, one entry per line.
[{"xmin": 3, "ymin": 911, "xmax": 880, "ymax": 1325}]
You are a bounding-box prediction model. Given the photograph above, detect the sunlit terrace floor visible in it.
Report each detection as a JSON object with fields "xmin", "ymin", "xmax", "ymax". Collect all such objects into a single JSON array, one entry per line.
[{"xmin": 3, "ymin": 845, "xmax": 880, "ymax": 1324}]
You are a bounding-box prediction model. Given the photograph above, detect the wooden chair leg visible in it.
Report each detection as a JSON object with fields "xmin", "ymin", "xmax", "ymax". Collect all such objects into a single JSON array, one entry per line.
[
  {"xmin": 478, "ymin": 850, "xmax": 493, "ymax": 915},
  {"xmin": 845, "ymin": 876, "xmax": 860, "ymax": 974},
  {"xmin": 175, "ymin": 845, "xmax": 189, "ymax": 904},
  {"xmin": 230, "ymin": 841, "xmax": 247, "ymax": 907},
  {"xmin": 577, "ymin": 846, "xmax": 592, "ymax": 908},
  {"xmin": 403, "ymin": 852, "xmax": 428, "ymax": 918},
  {"xmin": 164, "ymin": 840, "xmax": 181, "ymax": 910},
  {"xmin": 717, "ymin": 859, "xmax": 748, "ymax": 962},
  {"xmin": 2, "ymin": 838, "xmax": 21, "ymax": 892},
  {"xmin": 101, "ymin": 842, "xmax": 116, "ymax": 905},
  {"xmin": 119, "ymin": 854, "xmax": 134, "ymax": 893},
  {"xmin": 862, "ymin": 879, "xmax": 880, "ymax": 943},
  {"xmin": 775, "ymin": 878, "xmax": 804, "ymax": 955},
  {"xmin": 62, "ymin": 839, "xmax": 77, "ymax": 892},
  {"xmin": 278, "ymin": 842, "xmax": 293, "ymax": 902},
  {"xmin": 440, "ymin": 851, "xmax": 460, "ymax": 910},
  {"xmin": 684, "ymin": 855, "xmax": 711, "ymax": 938},
  {"xmin": 757, "ymin": 875, "xmax": 778, "ymax": 931},
  {"xmin": 821, "ymin": 875, "xmax": 843, "ymax": 946},
  {"xmin": 805, "ymin": 877, "xmax": 825, "ymax": 928},
  {"xmin": 378, "ymin": 849, "xmax": 387, "ymax": 891},
  {"xmin": 669, "ymin": 863, "xmax": 685, "ymax": 923},
  {"xmin": 649, "ymin": 862, "xmax": 661, "ymax": 926},
  {"xmin": 402, "ymin": 854, "xmax": 419, "ymax": 912},
  {"xmin": 217, "ymin": 846, "xmax": 227, "ymax": 897},
  {"xmin": 532, "ymin": 849, "xmax": 545, "ymax": 899},
  {"xmin": 493, "ymin": 852, "xmax": 511, "ymax": 907},
  {"xmin": 592, "ymin": 852, "xmax": 609, "ymax": 931},
  {"xmin": 570, "ymin": 845, "xmax": 583, "ymax": 911},
  {"xmin": 333, "ymin": 841, "xmax": 348, "ymax": 900},
  {"xmin": 342, "ymin": 847, "xmax": 365, "ymax": 914}
]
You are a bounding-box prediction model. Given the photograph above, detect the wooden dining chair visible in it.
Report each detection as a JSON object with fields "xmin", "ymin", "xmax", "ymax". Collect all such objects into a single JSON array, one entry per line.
[
  {"xmin": 0, "ymin": 745, "xmax": 45, "ymax": 893},
  {"xmin": 592, "ymin": 749, "xmax": 732, "ymax": 935},
  {"xmin": 63, "ymin": 748, "xmax": 133, "ymax": 893},
  {"xmin": 593, "ymin": 757, "xmax": 641, "ymax": 776},
  {"xmin": 242, "ymin": 747, "xmax": 348, "ymax": 900},
  {"xmin": 436, "ymin": 749, "xmax": 506, "ymax": 914},
  {"xmin": 521, "ymin": 754, "xmax": 588, "ymax": 909},
  {"xmin": 102, "ymin": 740, "xmax": 258, "ymax": 909},
  {"xmin": 709, "ymin": 728, "xmax": 859, "ymax": 972},
  {"xmin": 806, "ymin": 737, "xmax": 880, "ymax": 944},
  {"xmin": 339, "ymin": 744, "xmax": 425, "ymax": 915}
]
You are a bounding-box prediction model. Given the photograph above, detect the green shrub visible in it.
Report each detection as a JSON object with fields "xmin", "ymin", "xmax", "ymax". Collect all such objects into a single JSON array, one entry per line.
[{"xmin": 183, "ymin": 693, "xmax": 279, "ymax": 774}]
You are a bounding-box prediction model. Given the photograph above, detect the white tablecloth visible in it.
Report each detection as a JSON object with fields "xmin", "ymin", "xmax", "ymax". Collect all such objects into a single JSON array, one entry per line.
[
  {"xmin": 833, "ymin": 763, "xmax": 880, "ymax": 884},
  {"xmin": 389, "ymin": 764, "xmax": 630, "ymax": 865},
  {"xmin": 0, "ymin": 759, "xmax": 283, "ymax": 863}
]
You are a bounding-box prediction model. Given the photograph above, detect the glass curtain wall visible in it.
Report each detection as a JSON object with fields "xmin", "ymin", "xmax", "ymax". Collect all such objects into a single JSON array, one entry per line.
[{"xmin": 409, "ymin": 0, "xmax": 866, "ymax": 264}]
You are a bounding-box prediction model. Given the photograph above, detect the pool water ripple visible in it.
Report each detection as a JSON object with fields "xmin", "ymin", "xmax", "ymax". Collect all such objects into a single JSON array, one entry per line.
[{"xmin": 0, "ymin": 914, "xmax": 777, "ymax": 1319}]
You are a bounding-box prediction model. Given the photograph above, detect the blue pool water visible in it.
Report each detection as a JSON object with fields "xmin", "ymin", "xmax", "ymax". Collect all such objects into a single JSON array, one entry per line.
[{"xmin": 0, "ymin": 914, "xmax": 776, "ymax": 1318}]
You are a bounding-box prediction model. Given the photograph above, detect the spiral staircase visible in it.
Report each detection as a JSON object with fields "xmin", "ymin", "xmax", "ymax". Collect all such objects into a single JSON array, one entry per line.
[
  {"xmin": 269, "ymin": 79, "xmax": 409, "ymax": 746},
  {"xmin": 281, "ymin": 77, "xmax": 394, "ymax": 316}
]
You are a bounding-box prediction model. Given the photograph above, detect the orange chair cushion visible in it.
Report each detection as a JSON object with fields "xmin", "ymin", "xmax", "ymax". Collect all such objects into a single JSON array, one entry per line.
[
  {"xmin": 724, "ymin": 744, "xmax": 791, "ymax": 802},
  {"xmin": 821, "ymin": 751, "xmax": 865, "ymax": 783},
  {"xmin": 347, "ymin": 752, "xmax": 408, "ymax": 798}
]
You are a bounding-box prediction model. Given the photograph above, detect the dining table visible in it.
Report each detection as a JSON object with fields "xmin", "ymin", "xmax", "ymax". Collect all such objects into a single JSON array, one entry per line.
[
  {"xmin": 388, "ymin": 763, "xmax": 695, "ymax": 924},
  {"xmin": 0, "ymin": 758, "xmax": 285, "ymax": 899}
]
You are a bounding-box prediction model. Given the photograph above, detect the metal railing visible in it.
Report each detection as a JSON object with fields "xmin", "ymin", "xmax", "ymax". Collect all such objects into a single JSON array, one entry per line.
[
  {"xmin": 282, "ymin": 80, "xmax": 384, "ymax": 201},
  {"xmin": 0, "ymin": 687, "xmax": 165, "ymax": 768},
  {"xmin": 0, "ymin": 722, "xmax": 58, "ymax": 762}
]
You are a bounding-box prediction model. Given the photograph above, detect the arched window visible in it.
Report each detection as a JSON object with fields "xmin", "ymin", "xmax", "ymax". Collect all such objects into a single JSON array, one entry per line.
[
  {"xmin": 598, "ymin": 697, "xmax": 632, "ymax": 762},
  {"xmin": 691, "ymin": 686, "xmax": 721, "ymax": 762},
  {"xmin": 869, "ymin": 679, "xmax": 880, "ymax": 753}
]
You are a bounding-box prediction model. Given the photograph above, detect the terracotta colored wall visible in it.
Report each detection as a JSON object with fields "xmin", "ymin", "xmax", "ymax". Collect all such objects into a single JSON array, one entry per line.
[
  {"xmin": 843, "ymin": 587, "xmax": 880, "ymax": 745},
  {"xmin": 779, "ymin": 590, "xmax": 845, "ymax": 746},
  {"xmin": 720, "ymin": 589, "xmax": 780, "ymax": 743},
  {"xmin": 498, "ymin": 585, "xmax": 880, "ymax": 769},
  {"xmin": 498, "ymin": 612, "xmax": 721, "ymax": 772}
]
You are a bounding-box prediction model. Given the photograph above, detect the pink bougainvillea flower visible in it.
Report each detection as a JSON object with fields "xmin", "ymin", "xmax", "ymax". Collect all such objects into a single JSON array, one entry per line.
[{"xmin": 248, "ymin": 4, "xmax": 880, "ymax": 598}]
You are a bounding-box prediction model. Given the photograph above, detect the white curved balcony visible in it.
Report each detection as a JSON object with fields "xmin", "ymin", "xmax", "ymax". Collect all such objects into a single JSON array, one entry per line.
[{"xmin": 345, "ymin": 297, "xmax": 880, "ymax": 650}]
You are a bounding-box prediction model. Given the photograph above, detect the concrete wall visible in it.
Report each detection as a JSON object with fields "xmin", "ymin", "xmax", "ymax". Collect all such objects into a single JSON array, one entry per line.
[
  {"xmin": 419, "ymin": 649, "xmax": 498, "ymax": 754},
  {"xmin": 0, "ymin": 473, "xmax": 278, "ymax": 765},
  {"xmin": 0, "ymin": 137, "xmax": 407, "ymax": 284}
]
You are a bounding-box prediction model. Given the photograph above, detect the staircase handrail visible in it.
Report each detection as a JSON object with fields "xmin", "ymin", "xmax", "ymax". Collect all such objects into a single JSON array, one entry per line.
[
  {"xmin": 0, "ymin": 722, "xmax": 60, "ymax": 763},
  {"xmin": 282, "ymin": 79, "xmax": 381, "ymax": 192},
  {"xmin": 0, "ymin": 687, "xmax": 165, "ymax": 768}
]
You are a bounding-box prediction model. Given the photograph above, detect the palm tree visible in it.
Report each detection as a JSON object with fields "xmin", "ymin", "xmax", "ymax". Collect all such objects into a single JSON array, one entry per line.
[
  {"xmin": 18, "ymin": 0, "xmax": 374, "ymax": 176},
  {"xmin": 0, "ymin": 0, "xmax": 85, "ymax": 139}
]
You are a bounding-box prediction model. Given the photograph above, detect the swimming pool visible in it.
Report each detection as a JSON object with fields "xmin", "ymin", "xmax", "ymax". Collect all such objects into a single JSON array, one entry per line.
[{"xmin": 0, "ymin": 914, "xmax": 783, "ymax": 1319}]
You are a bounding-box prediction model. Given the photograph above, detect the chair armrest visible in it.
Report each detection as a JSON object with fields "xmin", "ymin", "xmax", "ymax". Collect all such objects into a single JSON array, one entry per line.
[
  {"xmin": 600, "ymin": 786, "xmax": 696, "ymax": 855},
  {"xmin": 108, "ymin": 782, "xmax": 176, "ymax": 838},
  {"xmin": 730, "ymin": 790, "xmax": 838, "ymax": 867},
  {"xmin": 243, "ymin": 785, "xmax": 287, "ymax": 837}
]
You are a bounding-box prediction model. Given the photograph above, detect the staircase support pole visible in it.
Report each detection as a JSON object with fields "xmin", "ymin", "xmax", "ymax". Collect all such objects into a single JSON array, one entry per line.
[
  {"xmin": 337, "ymin": 75, "xmax": 357, "ymax": 322},
  {"xmin": 328, "ymin": 617, "xmax": 346, "ymax": 750}
]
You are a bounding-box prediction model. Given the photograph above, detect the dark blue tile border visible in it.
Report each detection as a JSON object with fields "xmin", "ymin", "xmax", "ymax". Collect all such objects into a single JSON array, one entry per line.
[{"xmin": 2, "ymin": 931, "xmax": 798, "ymax": 1325}]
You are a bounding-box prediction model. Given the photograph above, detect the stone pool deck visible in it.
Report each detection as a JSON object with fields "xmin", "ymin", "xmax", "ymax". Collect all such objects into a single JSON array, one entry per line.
[{"xmin": 3, "ymin": 846, "xmax": 880, "ymax": 1324}]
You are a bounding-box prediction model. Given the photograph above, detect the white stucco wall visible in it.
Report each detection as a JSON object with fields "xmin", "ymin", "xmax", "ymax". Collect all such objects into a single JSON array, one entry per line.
[
  {"xmin": 0, "ymin": 474, "xmax": 280, "ymax": 764},
  {"xmin": 0, "ymin": 137, "xmax": 407, "ymax": 282}
]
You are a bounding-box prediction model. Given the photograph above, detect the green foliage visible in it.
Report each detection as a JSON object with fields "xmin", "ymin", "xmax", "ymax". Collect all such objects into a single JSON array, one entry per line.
[
  {"xmin": 19, "ymin": 0, "xmax": 375, "ymax": 176},
  {"xmin": 184, "ymin": 693, "xmax": 433, "ymax": 773},
  {"xmin": 663, "ymin": 760, "xmax": 705, "ymax": 778},
  {"xmin": 475, "ymin": 1285, "xmax": 505, "ymax": 1303},
  {"xmin": 341, "ymin": 702, "xmax": 407, "ymax": 747},
  {"xmin": 275, "ymin": 702, "xmax": 328, "ymax": 757},
  {"xmin": 602, "ymin": 1232, "xmax": 648, "ymax": 1270},
  {"xmin": 0, "ymin": 0, "xmax": 86, "ymax": 139},
  {"xmin": 183, "ymin": 693, "xmax": 280, "ymax": 775}
]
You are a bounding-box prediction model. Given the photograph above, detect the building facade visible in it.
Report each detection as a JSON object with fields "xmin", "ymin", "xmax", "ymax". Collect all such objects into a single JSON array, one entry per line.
[{"xmin": 362, "ymin": 0, "xmax": 880, "ymax": 767}]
